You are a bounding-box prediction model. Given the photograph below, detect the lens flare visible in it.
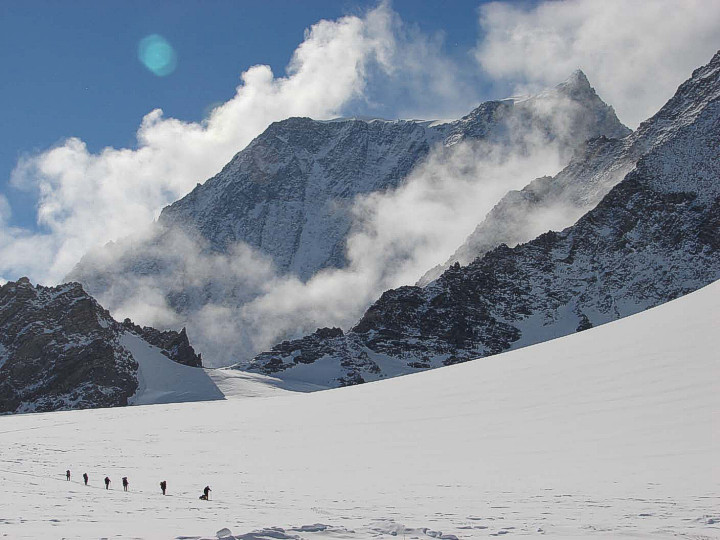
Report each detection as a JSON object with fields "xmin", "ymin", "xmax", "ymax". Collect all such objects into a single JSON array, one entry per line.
[{"xmin": 138, "ymin": 34, "xmax": 177, "ymax": 77}]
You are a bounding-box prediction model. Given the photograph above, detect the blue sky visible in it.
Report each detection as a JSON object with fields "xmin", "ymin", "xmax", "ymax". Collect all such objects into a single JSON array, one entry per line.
[{"xmin": 0, "ymin": 0, "xmax": 502, "ymax": 229}]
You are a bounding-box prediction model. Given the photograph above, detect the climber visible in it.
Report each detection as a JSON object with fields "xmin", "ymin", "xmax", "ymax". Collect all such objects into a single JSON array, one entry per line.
[
  {"xmin": 104, "ymin": 476, "xmax": 111, "ymax": 490},
  {"xmin": 200, "ymin": 485, "xmax": 211, "ymax": 500},
  {"xmin": 66, "ymin": 470, "xmax": 71, "ymax": 481},
  {"xmin": 160, "ymin": 480, "xmax": 167, "ymax": 495},
  {"xmin": 83, "ymin": 472, "xmax": 88, "ymax": 486},
  {"xmin": 122, "ymin": 477, "xmax": 129, "ymax": 492}
]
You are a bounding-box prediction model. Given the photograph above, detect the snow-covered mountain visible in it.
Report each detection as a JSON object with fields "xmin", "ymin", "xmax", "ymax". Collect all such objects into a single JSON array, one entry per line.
[
  {"xmin": 132, "ymin": 69, "xmax": 628, "ymax": 280},
  {"xmin": 1, "ymin": 279, "xmax": 717, "ymax": 539},
  {"xmin": 68, "ymin": 71, "xmax": 628, "ymax": 364},
  {"xmin": 418, "ymin": 57, "xmax": 720, "ymax": 285},
  {"xmin": 0, "ymin": 278, "xmax": 219, "ymax": 414},
  {"xmin": 247, "ymin": 51, "xmax": 720, "ymax": 387}
]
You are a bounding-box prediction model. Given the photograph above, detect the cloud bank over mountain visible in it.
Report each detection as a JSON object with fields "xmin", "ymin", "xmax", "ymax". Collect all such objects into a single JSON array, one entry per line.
[
  {"xmin": 1, "ymin": 0, "xmax": 717, "ymax": 291},
  {"xmin": 475, "ymin": 0, "xmax": 720, "ymax": 128},
  {"xmin": 72, "ymin": 74, "xmax": 629, "ymax": 366},
  {"xmin": 1, "ymin": 3, "xmax": 465, "ymax": 284}
]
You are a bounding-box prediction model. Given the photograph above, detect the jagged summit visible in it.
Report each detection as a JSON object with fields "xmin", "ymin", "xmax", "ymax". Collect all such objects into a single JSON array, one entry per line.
[
  {"xmin": 509, "ymin": 69, "xmax": 593, "ymax": 104},
  {"xmin": 419, "ymin": 50, "xmax": 720, "ymax": 285},
  {"xmin": 551, "ymin": 69, "xmax": 606, "ymax": 107},
  {"xmin": 558, "ymin": 68, "xmax": 591, "ymax": 90},
  {"xmin": 445, "ymin": 68, "xmax": 630, "ymax": 147}
]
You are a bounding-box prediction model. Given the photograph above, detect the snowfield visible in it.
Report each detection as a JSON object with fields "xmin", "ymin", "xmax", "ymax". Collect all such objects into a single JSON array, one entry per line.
[{"xmin": 0, "ymin": 281, "xmax": 718, "ymax": 539}]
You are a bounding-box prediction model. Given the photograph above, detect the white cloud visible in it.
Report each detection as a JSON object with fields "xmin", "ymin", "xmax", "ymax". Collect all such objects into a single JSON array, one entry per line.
[
  {"xmin": 475, "ymin": 0, "xmax": 720, "ymax": 128},
  {"xmin": 1, "ymin": 2, "xmax": 491, "ymax": 286},
  {"xmin": 2, "ymin": 5, "xmax": 398, "ymax": 285},
  {"xmin": 357, "ymin": 6, "xmax": 483, "ymax": 120}
]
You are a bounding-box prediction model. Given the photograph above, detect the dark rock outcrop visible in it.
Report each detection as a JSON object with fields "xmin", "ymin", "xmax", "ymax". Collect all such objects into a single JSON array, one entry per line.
[
  {"xmin": 0, "ymin": 279, "xmax": 138, "ymax": 413},
  {"xmin": 0, "ymin": 279, "xmax": 204, "ymax": 414}
]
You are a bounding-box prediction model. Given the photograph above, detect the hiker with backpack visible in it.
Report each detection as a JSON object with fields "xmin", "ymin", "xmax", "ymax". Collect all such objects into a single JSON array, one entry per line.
[
  {"xmin": 200, "ymin": 485, "xmax": 211, "ymax": 500},
  {"xmin": 66, "ymin": 470, "xmax": 70, "ymax": 481},
  {"xmin": 160, "ymin": 480, "xmax": 167, "ymax": 495},
  {"xmin": 104, "ymin": 476, "xmax": 111, "ymax": 490},
  {"xmin": 122, "ymin": 477, "xmax": 129, "ymax": 491},
  {"xmin": 83, "ymin": 472, "xmax": 88, "ymax": 486}
]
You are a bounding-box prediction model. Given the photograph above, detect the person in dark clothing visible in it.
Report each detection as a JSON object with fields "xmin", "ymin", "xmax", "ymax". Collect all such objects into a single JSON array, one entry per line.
[
  {"xmin": 202, "ymin": 486, "xmax": 211, "ymax": 500},
  {"xmin": 83, "ymin": 472, "xmax": 88, "ymax": 486},
  {"xmin": 104, "ymin": 476, "xmax": 111, "ymax": 490},
  {"xmin": 122, "ymin": 477, "xmax": 129, "ymax": 491},
  {"xmin": 66, "ymin": 470, "xmax": 70, "ymax": 481},
  {"xmin": 160, "ymin": 480, "xmax": 167, "ymax": 495}
]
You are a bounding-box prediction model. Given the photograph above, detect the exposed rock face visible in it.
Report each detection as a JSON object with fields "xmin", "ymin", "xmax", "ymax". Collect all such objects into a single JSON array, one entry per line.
[
  {"xmin": 69, "ymin": 71, "xmax": 628, "ymax": 365},
  {"xmin": 0, "ymin": 278, "xmax": 137, "ymax": 413},
  {"xmin": 0, "ymin": 279, "xmax": 202, "ymax": 414},
  {"xmin": 247, "ymin": 51, "xmax": 720, "ymax": 388},
  {"xmin": 159, "ymin": 118, "xmax": 441, "ymax": 280}
]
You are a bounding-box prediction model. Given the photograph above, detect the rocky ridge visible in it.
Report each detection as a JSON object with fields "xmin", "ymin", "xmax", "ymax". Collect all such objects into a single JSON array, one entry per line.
[
  {"xmin": 418, "ymin": 61, "xmax": 720, "ymax": 285},
  {"xmin": 120, "ymin": 319, "xmax": 202, "ymax": 368},
  {"xmin": 0, "ymin": 278, "xmax": 202, "ymax": 414},
  {"xmin": 247, "ymin": 51, "xmax": 720, "ymax": 387}
]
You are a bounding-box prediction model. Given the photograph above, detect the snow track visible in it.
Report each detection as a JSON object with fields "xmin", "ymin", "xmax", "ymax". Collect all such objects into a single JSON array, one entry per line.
[{"xmin": 0, "ymin": 281, "xmax": 718, "ymax": 539}]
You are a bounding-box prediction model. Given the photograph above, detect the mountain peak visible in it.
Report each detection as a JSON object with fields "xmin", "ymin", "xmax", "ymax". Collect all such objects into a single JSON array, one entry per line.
[
  {"xmin": 710, "ymin": 49, "xmax": 720, "ymax": 65},
  {"xmin": 556, "ymin": 69, "xmax": 592, "ymax": 93}
]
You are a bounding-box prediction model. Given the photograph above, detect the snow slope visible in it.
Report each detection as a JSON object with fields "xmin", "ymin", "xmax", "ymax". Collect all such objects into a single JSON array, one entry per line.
[
  {"xmin": 207, "ymin": 366, "xmax": 331, "ymax": 398},
  {"xmin": 123, "ymin": 331, "xmax": 310, "ymax": 403},
  {"xmin": 122, "ymin": 333, "xmax": 224, "ymax": 406},
  {"xmin": 0, "ymin": 280, "xmax": 717, "ymax": 539}
]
